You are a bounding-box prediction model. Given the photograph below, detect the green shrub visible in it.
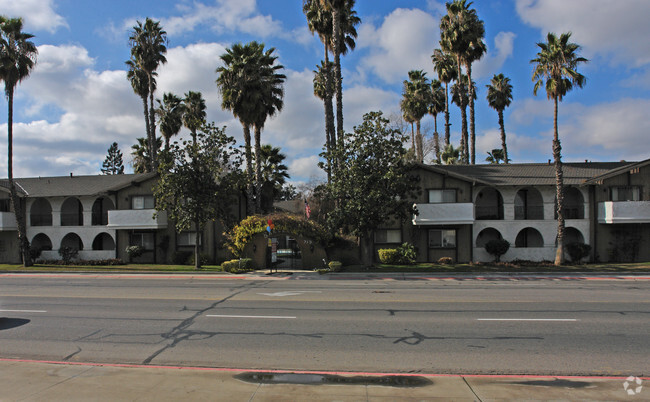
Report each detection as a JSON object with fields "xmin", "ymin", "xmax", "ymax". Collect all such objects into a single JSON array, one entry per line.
[
  {"xmin": 485, "ymin": 239, "xmax": 510, "ymax": 262},
  {"xmin": 328, "ymin": 261, "xmax": 342, "ymax": 272},
  {"xmin": 396, "ymin": 242, "xmax": 416, "ymax": 264},
  {"xmin": 59, "ymin": 247, "xmax": 79, "ymax": 264},
  {"xmin": 222, "ymin": 258, "xmax": 253, "ymax": 273},
  {"xmin": 565, "ymin": 242, "xmax": 591, "ymax": 263},
  {"xmin": 438, "ymin": 257, "xmax": 453, "ymax": 265},
  {"xmin": 125, "ymin": 245, "xmax": 144, "ymax": 262},
  {"xmin": 172, "ymin": 251, "xmax": 192, "ymax": 265},
  {"xmin": 378, "ymin": 249, "xmax": 399, "ymax": 264},
  {"xmin": 29, "ymin": 247, "xmax": 43, "ymax": 261}
]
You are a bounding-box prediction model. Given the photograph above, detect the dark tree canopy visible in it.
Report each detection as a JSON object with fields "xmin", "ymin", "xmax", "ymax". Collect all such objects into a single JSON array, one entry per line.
[{"xmin": 101, "ymin": 142, "xmax": 125, "ymax": 175}]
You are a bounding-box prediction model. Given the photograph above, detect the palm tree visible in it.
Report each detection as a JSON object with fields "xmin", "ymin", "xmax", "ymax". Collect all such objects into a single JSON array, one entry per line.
[
  {"xmin": 257, "ymin": 145, "xmax": 290, "ymax": 213},
  {"xmin": 126, "ymin": 57, "xmax": 155, "ymax": 168},
  {"xmin": 0, "ymin": 17, "xmax": 37, "ymax": 266},
  {"xmin": 485, "ymin": 148, "xmax": 506, "ymax": 164},
  {"xmin": 128, "ymin": 18, "xmax": 167, "ymax": 171},
  {"xmin": 450, "ymin": 74, "xmax": 476, "ymax": 163},
  {"xmin": 313, "ymin": 60, "xmax": 336, "ymax": 182},
  {"xmin": 441, "ymin": 144, "xmax": 460, "ymax": 165},
  {"xmin": 131, "ymin": 136, "xmax": 162, "ymax": 174},
  {"xmin": 429, "ymin": 79, "xmax": 446, "ymax": 163},
  {"xmin": 156, "ymin": 92, "xmax": 184, "ymax": 151},
  {"xmin": 431, "ymin": 48, "xmax": 457, "ymax": 148},
  {"xmin": 440, "ymin": 0, "xmax": 486, "ymax": 164},
  {"xmin": 251, "ymin": 46, "xmax": 285, "ymax": 213},
  {"xmin": 531, "ymin": 32, "xmax": 587, "ymax": 265},
  {"xmin": 400, "ymin": 70, "xmax": 432, "ymax": 163},
  {"xmin": 486, "ymin": 73, "xmax": 513, "ymax": 164},
  {"xmin": 182, "ymin": 91, "xmax": 206, "ymax": 144}
]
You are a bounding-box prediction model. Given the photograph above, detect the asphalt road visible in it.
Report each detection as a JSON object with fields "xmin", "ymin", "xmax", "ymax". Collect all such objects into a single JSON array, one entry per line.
[{"xmin": 1, "ymin": 274, "xmax": 648, "ymax": 376}]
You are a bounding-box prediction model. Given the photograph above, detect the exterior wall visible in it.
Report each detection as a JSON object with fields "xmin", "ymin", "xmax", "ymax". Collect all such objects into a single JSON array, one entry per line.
[
  {"xmin": 592, "ymin": 164, "xmax": 650, "ymax": 262},
  {"xmin": 472, "ymin": 185, "xmax": 590, "ymax": 262},
  {"xmin": 245, "ymin": 233, "xmax": 328, "ymax": 270}
]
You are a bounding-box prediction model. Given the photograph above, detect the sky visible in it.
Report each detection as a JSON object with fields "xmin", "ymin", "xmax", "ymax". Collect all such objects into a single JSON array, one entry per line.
[{"xmin": 1, "ymin": 0, "xmax": 649, "ymax": 184}]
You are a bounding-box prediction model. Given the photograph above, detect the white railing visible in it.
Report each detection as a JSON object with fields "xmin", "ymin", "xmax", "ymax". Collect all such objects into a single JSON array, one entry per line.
[
  {"xmin": 598, "ymin": 201, "xmax": 650, "ymax": 224},
  {"xmin": 0, "ymin": 211, "xmax": 17, "ymax": 231},
  {"xmin": 107, "ymin": 209, "xmax": 168, "ymax": 230},
  {"xmin": 413, "ymin": 203, "xmax": 474, "ymax": 225}
]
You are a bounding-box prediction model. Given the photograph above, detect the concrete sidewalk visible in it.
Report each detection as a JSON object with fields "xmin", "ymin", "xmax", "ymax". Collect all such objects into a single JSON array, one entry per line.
[{"xmin": 0, "ymin": 360, "xmax": 645, "ymax": 401}]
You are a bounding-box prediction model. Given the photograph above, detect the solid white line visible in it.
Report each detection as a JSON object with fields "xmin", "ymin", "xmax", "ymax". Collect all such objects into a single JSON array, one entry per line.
[
  {"xmin": 206, "ymin": 314, "xmax": 296, "ymax": 319},
  {"xmin": 477, "ymin": 318, "xmax": 578, "ymax": 322},
  {"xmin": 0, "ymin": 309, "xmax": 47, "ymax": 313}
]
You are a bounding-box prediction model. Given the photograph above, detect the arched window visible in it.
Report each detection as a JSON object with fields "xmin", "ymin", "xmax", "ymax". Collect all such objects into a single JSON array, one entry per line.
[
  {"xmin": 92, "ymin": 233, "xmax": 116, "ymax": 250},
  {"xmin": 515, "ymin": 228, "xmax": 544, "ymax": 248},
  {"xmin": 560, "ymin": 187, "xmax": 584, "ymax": 219},
  {"xmin": 30, "ymin": 198, "xmax": 53, "ymax": 226},
  {"xmin": 559, "ymin": 227, "xmax": 585, "ymax": 245},
  {"xmin": 61, "ymin": 233, "xmax": 84, "ymax": 251},
  {"xmin": 515, "ymin": 188, "xmax": 544, "ymax": 220},
  {"xmin": 61, "ymin": 198, "xmax": 83, "ymax": 226},
  {"xmin": 31, "ymin": 233, "xmax": 53, "ymax": 251},
  {"xmin": 475, "ymin": 228, "xmax": 503, "ymax": 247},
  {"xmin": 92, "ymin": 197, "xmax": 115, "ymax": 226},
  {"xmin": 475, "ymin": 188, "xmax": 503, "ymax": 220}
]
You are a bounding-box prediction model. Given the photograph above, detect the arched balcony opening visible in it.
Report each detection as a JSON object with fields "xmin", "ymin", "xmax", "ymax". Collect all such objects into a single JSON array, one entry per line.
[
  {"xmin": 30, "ymin": 198, "xmax": 53, "ymax": 226},
  {"xmin": 31, "ymin": 233, "xmax": 53, "ymax": 251},
  {"xmin": 515, "ymin": 188, "xmax": 544, "ymax": 220},
  {"xmin": 475, "ymin": 228, "xmax": 503, "ymax": 248},
  {"xmin": 92, "ymin": 233, "xmax": 116, "ymax": 251},
  {"xmin": 557, "ymin": 187, "xmax": 585, "ymax": 219},
  {"xmin": 61, "ymin": 198, "xmax": 83, "ymax": 226},
  {"xmin": 92, "ymin": 197, "xmax": 115, "ymax": 226},
  {"xmin": 556, "ymin": 227, "xmax": 586, "ymax": 246},
  {"xmin": 475, "ymin": 188, "xmax": 503, "ymax": 220},
  {"xmin": 61, "ymin": 233, "xmax": 84, "ymax": 251},
  {"xmin": 515, "ymin": 227, "xmax": 544, "ymax": 248}
]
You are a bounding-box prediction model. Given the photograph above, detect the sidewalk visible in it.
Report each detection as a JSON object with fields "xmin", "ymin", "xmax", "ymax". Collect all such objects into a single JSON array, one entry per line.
[{"xmin": 0, "ymin": 359, "xmax": 646, "ymax": 401}]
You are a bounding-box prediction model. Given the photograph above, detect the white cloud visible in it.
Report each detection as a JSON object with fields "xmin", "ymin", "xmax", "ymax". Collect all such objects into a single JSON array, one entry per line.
[
  {"xmin": 358, "ymin": 8, "xmax": 440, "ymax": 84},
  {"xmin": 0, "ymin": 0, "xmax": 67, "ymax": 33},
  {"xmin": 289, "ymin": 156, "xmax": 325, "ymax": 182},
  {"xmin": 516, "ymin": 0, "xmax": 650, "ymax": 67},
  {"xmin": 473, "ymin": 32, "xmax": 516, "ymax": 79}
]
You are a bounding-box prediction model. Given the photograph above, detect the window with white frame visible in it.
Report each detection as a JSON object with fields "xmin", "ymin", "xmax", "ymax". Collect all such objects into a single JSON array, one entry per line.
[
  {"xmin": 611, "ymin": 186, "xmax": 640, "ymax": 201},
  {"xmin": 428, "ymin": 229, "xmax": 456, "ymax": 248},
  {"xmin": 429, "ymin": 189, "xmax": 456, "ymax": 203},
  {"xmin": 177, "ymin": 232, "xmax": 201, "ymax": 247},
  {"xmin": 132, "ymin": 195, "xmax": 155, "ymax": 209},
  {"xmin": 374, "ymin": 229, "xmax": 402, "ymax": 243},
  {"xmin": 131, "ymin": 232, "xmax": 154, "ymax": 250}
]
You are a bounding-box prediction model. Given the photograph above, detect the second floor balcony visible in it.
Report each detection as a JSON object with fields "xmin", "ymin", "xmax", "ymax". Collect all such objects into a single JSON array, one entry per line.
[
  {"xmin": 107, "ymin": 209, "xmax": 168, "ymax": 230},
  {"xmin": 412, "ymin": 203, "xmax": 474, "ymax": 225},
  {"xmin": 0, "ymin": 211, "xmax": 17, "ymax": 231},
  {"xmin": 598, "ymin": 201, "xmax": 650, "ymax": 224}
]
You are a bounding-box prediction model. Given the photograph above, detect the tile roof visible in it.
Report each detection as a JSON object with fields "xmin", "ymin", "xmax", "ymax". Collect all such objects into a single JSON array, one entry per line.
[
  {"xmin": 428, "ymin": 162, "xmax": 632, "ymax": 186},
  {"xmin": 0, "ymin": 173, "xmax": 156, "ymax": 197}
]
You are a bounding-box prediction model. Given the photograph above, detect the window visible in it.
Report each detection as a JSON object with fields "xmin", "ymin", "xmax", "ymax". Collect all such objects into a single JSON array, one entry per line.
[
  {"xmin": 374, "ymin": 229, "xmax": 402, "ymax": 243},
  {"xmin": 132, "ymin": 195, "xmax": 155, "ymax": 209},
  {"xmin": 177, "ymin": 232, "xmax": 201, "ymax": 247},
  {"xmin": 429, "ymin": 189, "xmax": 456, "ymax": 203},
  {"xmin": 429, "ymin": 229, "xmax": 456, "ymax": 248},
  {"xmin": 0, "ymin": 199, "xmax": 10, "ymax": 212},
  {"xmin": 131, "ymin": 232, "xmax": 154, "ymax": 250},
  {"xmin": 611, "ymin": 186, "xmax": 640, "ymax": 201}
]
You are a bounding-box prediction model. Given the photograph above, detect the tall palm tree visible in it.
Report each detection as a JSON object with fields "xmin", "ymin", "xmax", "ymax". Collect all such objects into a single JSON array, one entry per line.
[
  {"xmin": 440, "ymin": 0, "xmax": 486, "ymax": 164},
  {"xmin": 429, "ymin": 79, "xmax": 446, "ymax": 163},
  {"xmin": 450, "ymin": 74, "xmax": 476, "ymax": 163},
  {"xmin": 400, "ymin": 70, "xmax": 432, "ymax": 163},
  {"xmin": 441, "ymin": 144, "xmax": 460, "ymax": 165},
  {"xmin": 251, "ymin": 46, "xmax": 285, "ymax": 212},
  {"xmin": 126, "ymin": 57, "xmax": 155, "ymax": 166},
  {"xmin": 531, "ymin": 32, "xmax": 587, "ymax": 266},
  {"xmin": 182, "ymin": 91, "xmax": 206, "ymax": 144},
  {"xmin": 0, "ymin": 17, "xmax": 37, "ymax": 266},
  {"xmin": 128, "ymin": 18, "xmax": 167, "ymax": 171},
  {"xmin": 131, "ymin": 136, "xmax": 162, "ymax": 174},
  {"xmin": 485, "ymin": 148, "xmax": 506, "ymax": 164},
  {"xmin": 431, "ymin": 48, "xmax": 457, "ymax": 147},
  {"xmin": 313, "ymin": 60, "xmax": 336, "ymax": 182},
  {"xmin": 257, "ymin": 144, "xmax": 290, "ymax": 213},
  {"xmin": 156, "ymin": 92, "xmax": 184, "ymax": 151},
  {"xmin": 486, "ymin": 73, "xmax": 513, "ymax": 164}
]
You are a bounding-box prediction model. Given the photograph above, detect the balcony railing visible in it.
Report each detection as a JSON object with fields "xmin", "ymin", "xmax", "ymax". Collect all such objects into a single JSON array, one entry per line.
[
  {"xmin": 107, "ymin": 209, "xmax": 168, "ymax": 230},
  {"xmin": 514, "ymin": 205, "xmax": 544, "ymax": 220},
  {"xmin": 0, "ymin": 211, "xmax": 17, "ymax": 231},
  {"xmin": 412, "ymin": 203, "xmax": 474, "ymax": 225},
  {"xmin": 598, "ymin": 201, "xmax": 650, "ymax": 224}
]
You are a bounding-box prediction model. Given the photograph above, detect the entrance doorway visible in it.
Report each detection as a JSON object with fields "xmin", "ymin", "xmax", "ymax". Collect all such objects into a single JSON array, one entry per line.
[{"xmin": 268, "ymin": 235, "xmax": 303, "ymax": 270}]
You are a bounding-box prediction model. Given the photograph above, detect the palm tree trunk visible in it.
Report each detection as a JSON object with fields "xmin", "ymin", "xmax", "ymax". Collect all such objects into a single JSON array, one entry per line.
[
  {"xmin": 467, "ymin": 62, "xmax": 476, "ymax": 165},
  {"xmin": 148, "ymin": 75, "xmax": 157, "ymax": 171},
  {"xmin": 324, "ymin": 45, "xmax": 335, "ymax": 183},
  {"xmin": 243, "ymin": 124, "xmax": 255, "ymax": 215},
  {"xmin": 498, "ymin": 109, "xmax": 509, "ymax": 164},
  {"xmin": 433, "ymin": 115, "xmax": 441, "ymax": 163},
  {"xmin": 410, "ymin": 122, "xmax": 415, "ymax": 152},
  {"xmin": 7, "ymin": 89, "xmax": 32, "ymax": 267},
  {"xmin": 194, "ymin": 221, "xmax": 201, "ymax": 270},
  {"xmin": 444, "ymin": 82, "xmax": 450, "ymax": 147},
  {"xmin": 254, "ymin": 125, "xmax": 263, "ymax": 213},
  {"xmin": 141, "ymin": 95, "xmax": 151, "ymax": 160},
  {"xmin": 332, "ymin": 8, "xmax": 344, "ymax": 161},
  {"xmin": 416, "ymin": 120, "xmax": 423, "ymax": 162},
  {"xmin": 553, "ymin": 96, "xmax": 565, "ymax": 266},
  {"xmin": 455, "ymin": 54, "xmax": 468, "ymax": 163}
]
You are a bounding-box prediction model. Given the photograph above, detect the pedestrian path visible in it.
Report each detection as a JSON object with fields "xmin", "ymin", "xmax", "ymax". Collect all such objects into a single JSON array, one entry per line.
[{"xmin": 0, "ymin": 359, "xmax": 645, "ymax": 401}]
